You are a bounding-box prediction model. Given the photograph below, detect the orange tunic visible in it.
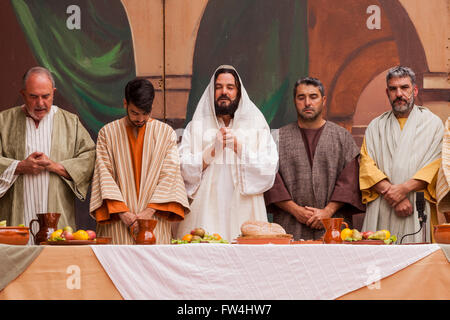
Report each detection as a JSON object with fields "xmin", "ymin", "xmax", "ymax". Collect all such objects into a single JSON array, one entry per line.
[{"xmin": 94, "ymin": 121, "xmax": 184, "ymax": 223}]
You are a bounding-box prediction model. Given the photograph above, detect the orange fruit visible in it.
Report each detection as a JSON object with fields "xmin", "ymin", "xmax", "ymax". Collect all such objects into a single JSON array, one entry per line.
[
  {"xmin": 213, "ymin": 233, "xmax": 222, "ymax": 240},
  {"xmin": 50, "ymin": 229, "xmax": 63, "ymax": 240},
  {"xmin": 182, "ymin": 234, "xmax": 193, "ymax": 242},
  {"xmin": 73, "ymin": 230, "xmax": 89, "ymax": 240},
  {"xmin": 340, "ymin": 228, "xmax": 353, "ymax": 241}
]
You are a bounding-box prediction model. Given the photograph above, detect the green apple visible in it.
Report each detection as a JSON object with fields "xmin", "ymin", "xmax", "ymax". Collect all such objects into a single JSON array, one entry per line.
[{"xmin": 63, "ymin": 226, "xmax": 74, "ymax": 233}]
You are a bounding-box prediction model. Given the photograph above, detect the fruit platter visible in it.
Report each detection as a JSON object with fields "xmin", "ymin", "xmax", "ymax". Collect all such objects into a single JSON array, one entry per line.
[
  {"xmin": 42, "ymin": 226, "xmax": 110, "ymax": 245},
  {"xmin": 171, "ymin": 227, "xmax": 229, "ymax": 244},
  {"xmin": 341, "ymin": 227, "xmax": 397, "ymax": 244}
]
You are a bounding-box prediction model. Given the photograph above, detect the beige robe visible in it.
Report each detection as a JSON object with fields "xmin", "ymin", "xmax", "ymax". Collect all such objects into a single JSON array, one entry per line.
[
  {"xmin": 89, "ymin": 117, "xmax": 190, "ymax": 244},
  {"xmin": 362, "ymin": 106, "xmax": 444, "ymax": 243},
  {"xmin": 0, "ymin": 106, "xmax": 96, "ymax": 228},
  {"xmin": 436, "ymin": 117, "xmax": 450, "ymax": 222}
]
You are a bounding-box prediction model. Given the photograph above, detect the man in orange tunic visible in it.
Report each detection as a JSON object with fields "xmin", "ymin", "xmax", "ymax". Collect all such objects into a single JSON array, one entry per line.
[{"xmin": 89, "ymin": 78, "xmax": 190, "ymax": 244}]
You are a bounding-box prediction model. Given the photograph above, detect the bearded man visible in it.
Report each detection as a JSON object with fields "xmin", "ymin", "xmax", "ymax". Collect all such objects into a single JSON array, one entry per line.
[
  {"xmin": 89, "ymin": 78, "xmax": 190, "ymax": 244},
  {"xmin": 264, "ymin": 77, "xmax": 364, "ymax": 240},
  {"xmin": 360, "ymin": 66, "xmax": 444, "ymax": 243},
  {"xmin": 0, "ymin": 67, "xmax": 95, "ymax": 242},
  {"xmin": 176, "ymin": 65, "xmax": 278, "ymax": 242}
]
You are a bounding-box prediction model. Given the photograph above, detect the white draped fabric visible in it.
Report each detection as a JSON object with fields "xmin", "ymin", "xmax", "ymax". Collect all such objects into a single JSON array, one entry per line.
[
  {"xmin": 91, "ymin": 243, "xmax": 440, "ymax": 300},
  {"xmin": 363, "ymin": 106, "xmax": 444, "ymax": 243},
  {"xmin": 177, "ymin": 65, "xmax": 278, "ymax": 241}
]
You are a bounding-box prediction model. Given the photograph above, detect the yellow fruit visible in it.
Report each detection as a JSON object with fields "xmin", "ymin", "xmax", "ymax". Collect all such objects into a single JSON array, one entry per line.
[
  {"xmin": 213, "ymin": 233, "xmax": 222, "ymax": 240},
  {"xmin": 73, "ymin": 230, "xmax": 89, "ymax": 240},
  {"xmin": 380, "ymin": 229, "xmax": 390, "ymax": 240},
  {"xmin": 50, "ymin": 229, "xmax": 63, "ymax": 240},
  {"xmin": 341, "ymin": 228, "xmax": 353, "ymax": 241}
]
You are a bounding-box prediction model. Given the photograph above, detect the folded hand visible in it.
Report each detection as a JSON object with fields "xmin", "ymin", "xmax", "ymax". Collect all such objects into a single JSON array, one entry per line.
[
  {"xmin": 305, "ymin": 206, "xmax": 333, "ymax": 229},
  {"xmin": 394, "ymin": 198, "xmax": 413, "ymax": 217},
  {"xmin": 383, "ymin": 183, "xmax": 408, "ymax": 207}
]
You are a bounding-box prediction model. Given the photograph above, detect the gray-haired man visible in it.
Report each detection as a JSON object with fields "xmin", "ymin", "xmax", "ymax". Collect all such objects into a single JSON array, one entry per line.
[
  {"xmin": 360, "ymin": 66, "xmax": 444, "ymax": 243},
  {"xmin": 0, "ymin": 66, "xmax": 95, "ymax": 241}
]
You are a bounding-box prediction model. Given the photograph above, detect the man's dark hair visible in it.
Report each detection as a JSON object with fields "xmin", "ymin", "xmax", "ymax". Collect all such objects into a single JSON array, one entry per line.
[
  {"xmin": 293, "ymin": 77, "xmax": 325, "ymax": 98},
  {"xmin": 214, "ymin": 67, "xmax": 242, "ymax": 102},
  {"xmin": 125, "ymin": 78, "xmax": 155, "ymax": 113}
]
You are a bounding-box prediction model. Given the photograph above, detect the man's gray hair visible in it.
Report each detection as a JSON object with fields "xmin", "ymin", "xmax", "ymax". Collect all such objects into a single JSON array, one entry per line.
[
  {"xmin": 22, "ymin": 66, "xmax": 56, "ymax": 89},
  {"xmin": 386, "ymin": 66, "xmax": 416, "ymax": 86}
]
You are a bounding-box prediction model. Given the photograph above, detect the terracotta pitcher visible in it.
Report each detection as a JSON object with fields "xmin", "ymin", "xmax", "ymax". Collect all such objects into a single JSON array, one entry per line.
[
  {"xmin": 134, "ymin": 219, "xmax": 157, "ymax": 244},
  {"xmin": 29, "ymin": 213, "xmax": 61, "ymax": 245},
  {"xmin": 320, "ymin": 217, "xmax": 348, "ymax": 244}
]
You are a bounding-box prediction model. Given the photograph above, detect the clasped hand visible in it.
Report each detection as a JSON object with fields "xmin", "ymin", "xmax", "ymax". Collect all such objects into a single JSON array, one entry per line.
[
  {"xmin": 216, "ymin": 127, "xmax": 241, "ymax": 154},
  {"xmin": 381, "ymin": 183, "xmax": 413, "ymax": 217},
  {"xmin": 15, "ymin": 152, "xmax": 71, "ymax": 179},
  {"xmin": 15, "ymin": 152, "xmax": 52, "ymax": 175},
  {"xmin": 294, "ymin": 205, "xmax": 332, "ymax": 229}
]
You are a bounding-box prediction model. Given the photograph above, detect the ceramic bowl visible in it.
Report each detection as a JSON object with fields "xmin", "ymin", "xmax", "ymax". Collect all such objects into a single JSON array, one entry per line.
[
  {"xmin": 0, "ymin": 226, "xmax": 30, "ymax": 245},
  {"xmin": 433, "ymin": 224, "xmax": 450, "ymax": 244}
]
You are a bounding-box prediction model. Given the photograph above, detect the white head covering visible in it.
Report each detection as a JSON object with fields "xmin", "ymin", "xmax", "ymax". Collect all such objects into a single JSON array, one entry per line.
[
  {"xmin": 188, "ymin": 65, "xmax": 273, "ymax": 153},
  {"xmin": 181, "ymin": 65, "xmax": 278, "ymax": 196}
]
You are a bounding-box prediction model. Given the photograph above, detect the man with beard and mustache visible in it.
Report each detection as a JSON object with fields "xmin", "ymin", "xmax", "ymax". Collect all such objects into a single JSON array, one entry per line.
[
  {"xmin": 90, "ymin": 78, "xmax": 189, "ymax": 244},
  {"xmin": 264, "ymin": 77, "xmax": 365, "ymax": 240},
  {"xmin": 0, "ymin": 67, "xmax": 95, "ymax": 243},
  {"xmin": 176, "ymin": 65, "xmax": 278, "ymax": 242},
  {"xmin": 360, "ymin": 66, "xmax": 444, "ymax": 243}
]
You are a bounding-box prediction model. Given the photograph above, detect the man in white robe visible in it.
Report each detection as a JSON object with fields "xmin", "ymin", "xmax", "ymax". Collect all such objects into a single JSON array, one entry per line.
[
  {"xmin": 361, "ymin": 66, "xmax": 444, "ymax": 243},
  {"xmin": 176, "ymin": 65, "xmax": 278, "ymax": 241}
]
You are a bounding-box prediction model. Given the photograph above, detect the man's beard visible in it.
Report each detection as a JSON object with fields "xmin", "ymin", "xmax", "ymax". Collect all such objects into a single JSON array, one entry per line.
[
  {"xmin": 298, "ymin": 106, "xmax": 322, "ymax": 122},
  {"xmin": 214, "ymin": 96, "xmax": 240, "ymax": 117},
  {"xmin": 126, "ymin": 112, "xmax": 145, "ymax": 128},
  {"xmin": 390, "ymin": 93, "xmax": 414, "ymax": 115}
]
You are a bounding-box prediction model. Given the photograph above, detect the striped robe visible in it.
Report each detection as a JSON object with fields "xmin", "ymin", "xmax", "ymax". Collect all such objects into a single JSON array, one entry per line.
[
  {"xmin": 89, "ymin": 117, "xmax": 190, "ymax": 244},
  {"xmin": 437, "ymin": 117, "xmax": 450, "ymax": 219}
]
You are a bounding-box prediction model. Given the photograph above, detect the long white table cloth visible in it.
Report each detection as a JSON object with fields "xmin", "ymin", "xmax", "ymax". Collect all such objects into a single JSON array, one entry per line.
[{"xmin": 91, "ymin": 243, "xmax": 440, "ymax": 300}]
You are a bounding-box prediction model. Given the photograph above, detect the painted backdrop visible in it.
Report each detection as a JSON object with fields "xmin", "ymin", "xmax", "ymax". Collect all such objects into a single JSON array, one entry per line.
[{"xmin": 1, "ymin": 0, "xmax": 448, "ymax": 229}]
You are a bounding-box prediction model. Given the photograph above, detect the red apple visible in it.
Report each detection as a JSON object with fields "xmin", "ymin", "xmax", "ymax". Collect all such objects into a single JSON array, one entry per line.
[
  {"xmin": 86, "ymin": 230, "xmax": 96, "ymax": 240},
  {"xmin": 62, "ymin": 230, "xmax": 74, "ymax": 240},
  {"xmin": 362, "ymin": 231, "xmax": 374, "ymax": 239}
]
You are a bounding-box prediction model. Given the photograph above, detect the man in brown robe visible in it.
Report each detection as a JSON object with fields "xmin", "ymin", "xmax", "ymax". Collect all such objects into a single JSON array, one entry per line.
[{"xmin": 264, "ymin": 77, "xmax": 365, "ymax": 240}]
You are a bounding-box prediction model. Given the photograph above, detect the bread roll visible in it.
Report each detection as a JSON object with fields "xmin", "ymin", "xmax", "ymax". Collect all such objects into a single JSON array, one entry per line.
[{"xmin": 240, "ymin": 220, "xmax": 286, "ymax": 236}]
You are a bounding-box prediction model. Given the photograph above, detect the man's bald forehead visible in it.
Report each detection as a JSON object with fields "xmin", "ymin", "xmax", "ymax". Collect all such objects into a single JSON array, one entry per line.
[{"xmin": 23, "ymin": 67, "xmax": 55, "ymax": 89}]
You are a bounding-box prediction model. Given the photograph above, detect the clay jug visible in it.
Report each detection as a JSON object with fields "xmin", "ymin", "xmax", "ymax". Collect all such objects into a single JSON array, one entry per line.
[
  {"xmin": 320, "ymin": 217, "xmax": 348, "ymax": 244},
  {"xmin": 29, "ymin": 213, "xmax": 61, "ymax": 245},
  {"xmin": 135, "ymin": 219, "xmax": 157, "ymax": 244}
]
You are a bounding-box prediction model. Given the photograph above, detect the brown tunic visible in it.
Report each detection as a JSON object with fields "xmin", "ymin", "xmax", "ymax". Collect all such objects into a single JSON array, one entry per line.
[{"xmin": 264, "ymin": 121, "xmax": 365, "ymax": 240}]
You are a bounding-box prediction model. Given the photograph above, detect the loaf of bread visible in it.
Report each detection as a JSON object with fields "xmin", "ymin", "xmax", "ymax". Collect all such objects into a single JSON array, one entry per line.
[{"xmin": 240, "ymin": 220, "xmax": 287, "ymax": 237}]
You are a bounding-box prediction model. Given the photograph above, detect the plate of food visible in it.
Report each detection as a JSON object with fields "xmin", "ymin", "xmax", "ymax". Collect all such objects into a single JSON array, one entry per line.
[
  {"xmin": 236, "ymin": 220, "xmax": 293, "ymax": 244},
  {"xmin": 341, "ymin": 229, "xmax": 397, "ymax": 245},
  {"xmin": 171, "ymin": 227, "xmax": 229, "ymax": 244}
]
